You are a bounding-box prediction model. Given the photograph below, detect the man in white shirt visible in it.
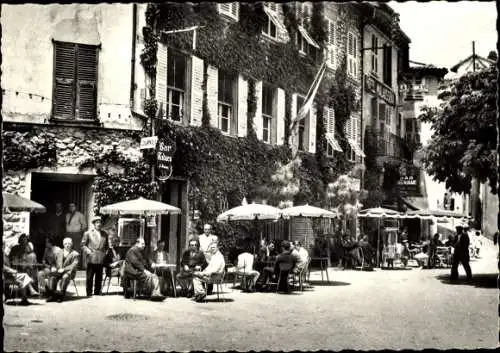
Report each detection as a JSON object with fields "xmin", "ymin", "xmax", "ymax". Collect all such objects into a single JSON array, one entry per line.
[
  {"xmin": 198, "ymin": 224, "xmax": 219, "ymax": 261},
  {"xmin": 65, "ymin": 202, "xmax": 87, "ymax": 254},
  {"xmin": 192, "ymin": 242, "xmax": 225, "ymax": 302},
  {"xmin": 293, "ymin": 241, "xmax": 309, "ymax": 273},
  {"xmin": 236, "ymin": 250, "xmax": 260, "ymax": 292}
]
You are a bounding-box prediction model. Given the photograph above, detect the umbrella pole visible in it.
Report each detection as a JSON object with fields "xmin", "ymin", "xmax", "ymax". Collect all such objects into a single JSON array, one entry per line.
[{"xmin": 376, "ymin": 218, "xmax": 380, "ymax": 268}]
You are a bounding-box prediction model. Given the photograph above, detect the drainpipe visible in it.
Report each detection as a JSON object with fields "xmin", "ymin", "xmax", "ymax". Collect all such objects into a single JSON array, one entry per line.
[{"xmin": 130, "ymin": 3, "xmax": 137, "ymax": 109}]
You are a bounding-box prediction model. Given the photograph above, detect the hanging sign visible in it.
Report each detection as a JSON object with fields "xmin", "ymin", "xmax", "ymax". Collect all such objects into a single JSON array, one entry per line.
[
  {"xmin": 156, "ymin": 140, "xmax": 176, "ymax": 182},
  {"xmin": 140, "ymin": 136, "xmax": 158, "ymax": 150},
  {"xmin": 397, "ymin": 164, "xmax": 421, "ymax": 196}
]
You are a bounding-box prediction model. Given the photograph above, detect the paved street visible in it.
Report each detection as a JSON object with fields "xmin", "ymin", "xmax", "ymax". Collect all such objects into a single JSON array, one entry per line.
[{"xmin": 4, "ymin": 239, "xmax": 498, "ymax": 352}]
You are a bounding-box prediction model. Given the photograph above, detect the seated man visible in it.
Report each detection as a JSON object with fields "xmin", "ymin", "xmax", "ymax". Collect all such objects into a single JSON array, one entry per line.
[
  {"xmin": 292, "ymin": 241, "xmax": 309, "ymax": 274},
  {"xmin": 236, "ymin": 248, "xmax": 260, "ymax": 292},
  {"xmin": 192, "ymin": 242, "xmax": 225, "ymax": 302},
  {"xmin": 123, "ymin": 237, "xmax": 164, "ymax": 301},
  {"xmin": 38, "ymin": 236, "xmax": 62, "ymax": 297},
  {"xmin": 261, "ymin": 240, "xmax": 296, "ymax": 291},
  {"xmin": 3, "ymin": 248, "xmax": 39, "ymax": 305},
  {"xmin": 176, "ymin": 238, "xmax": 207, "ymax": 297},
  {"xmin": 46, "ymin": 237, "xmax": 80, "ymax": 303},
  {"xmin": 150, "ymin": 241, "xmax": 172, "ymax": 295},
  {"xmin": 103, "ymin": 236, "xmax": 123, "ymax": 278}
]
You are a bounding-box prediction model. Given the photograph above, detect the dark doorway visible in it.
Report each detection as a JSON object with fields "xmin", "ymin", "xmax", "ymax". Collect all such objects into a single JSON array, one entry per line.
[
  {"xmin": 30, "ymin": 172, "xmax": 93, "ymax": 264},
  {"xmin": 160, "ymin": 179, "xmax": 187, "ymax": 267}
]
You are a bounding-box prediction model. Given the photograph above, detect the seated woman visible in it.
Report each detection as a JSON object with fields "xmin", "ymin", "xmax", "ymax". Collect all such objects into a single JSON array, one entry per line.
[
  {"xmin": 9, "ymin": 234, "xmax": 38, "ymax": 283},
  {"xmin": 4, "ymin": 249, "xmax": 39, "ymax": 305},
  {"xmin": 176, "ymin": 238, "xmax": 207, "ymax": 297},
  {"xmin": 150, "ymin": 241, "xmax": 172, "ymax": 295}
]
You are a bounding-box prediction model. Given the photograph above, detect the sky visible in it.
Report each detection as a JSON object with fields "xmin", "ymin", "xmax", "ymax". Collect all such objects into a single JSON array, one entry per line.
[{"xmin": 388, "ymin": 1, "xmax": 497, "ymax": 69}]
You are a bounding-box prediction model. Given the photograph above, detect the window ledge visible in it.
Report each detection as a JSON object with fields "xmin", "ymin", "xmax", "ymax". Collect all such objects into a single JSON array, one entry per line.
[{"xmin": 49, "ymin": 117, "xmax": 103, "ymax": 128}]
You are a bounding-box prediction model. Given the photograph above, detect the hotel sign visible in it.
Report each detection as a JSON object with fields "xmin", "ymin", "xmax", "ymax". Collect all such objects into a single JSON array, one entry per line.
[
  {"xmin": 364, "ymin": 75, "xmax": 396, "ymax": 106},
  {"xmin": 397, "ymin": 164, "xmax": 421, "ymax": 196}
]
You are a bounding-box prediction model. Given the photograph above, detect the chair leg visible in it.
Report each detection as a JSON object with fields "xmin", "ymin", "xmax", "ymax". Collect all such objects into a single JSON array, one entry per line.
[{"xmin": 73, "ymin": 280, "xmax": 79, "ymax": 296}]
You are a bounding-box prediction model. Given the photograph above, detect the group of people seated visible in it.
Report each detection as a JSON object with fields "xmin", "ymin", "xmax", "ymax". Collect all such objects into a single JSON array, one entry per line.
[{"xmin": 228, "ymin": 239, "xmax": 310, "ymax": 293}]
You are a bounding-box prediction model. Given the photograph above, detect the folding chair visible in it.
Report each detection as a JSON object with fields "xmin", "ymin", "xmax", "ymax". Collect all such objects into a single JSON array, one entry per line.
[{"xmin": 269, "ymin": 263, "xmax": 293, "ymax": 293}]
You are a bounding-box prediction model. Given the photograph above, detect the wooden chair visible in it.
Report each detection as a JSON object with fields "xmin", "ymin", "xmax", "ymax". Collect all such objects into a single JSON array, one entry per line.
[
  {"xmin": 102, "ymin": 261, "xmax": 123, "ymax": 294},
  {"xmin": 202, "ymin": 271, "xmax": 226, "ymax": 302},
  {"xmin": 3, "ymin": 278, "xmax": 21, "ymax": 305},
  {"xmin": 269, "ymin": 262, "xmax": 293, "ymax": 293},
  {"xmin": 290, "ymin": 257, "xmax": 311, "ymax": 291}
]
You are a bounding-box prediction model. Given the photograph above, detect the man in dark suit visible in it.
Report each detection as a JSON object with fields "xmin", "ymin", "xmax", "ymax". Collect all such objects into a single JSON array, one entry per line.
[
  {"xmin": 261, "ymin": 240, "xmax": 296, "ymax": 291},
  {"xmin": 450, "ymin": 225, "xmax": 472, "ymax": 281},
  {"xmin": 81, "ymin": 216, "xmax": 108, "ymax": 296},
  {"xmin": 123, "ymin": 237, "xmax": 164, "ymax": 301},
  {"xmin": 46, "ymin": 237, "xmax": 80, "ymax": 302},
  {"xmin": 38, "ymin": 236, "xmax": 63, "ymax": 297},
  {"xmin": 176, "ymin": 238, "xmax": 207, "ymax": 297}
]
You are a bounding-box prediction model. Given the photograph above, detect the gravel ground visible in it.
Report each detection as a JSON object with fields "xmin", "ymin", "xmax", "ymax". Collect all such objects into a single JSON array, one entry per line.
[{"xmin": 4, "ymin": 240, "xmax": 498, "ymax": 352}]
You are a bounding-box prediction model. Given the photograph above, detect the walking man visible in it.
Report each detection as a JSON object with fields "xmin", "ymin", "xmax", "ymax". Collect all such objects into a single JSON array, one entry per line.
[
  {"xmin": 450, "ymin": 225, "xmax": 472, "ymax": 281},
  {"xmin": 81, "ymin": 216, "xmax": 108, "ymax": 296}
]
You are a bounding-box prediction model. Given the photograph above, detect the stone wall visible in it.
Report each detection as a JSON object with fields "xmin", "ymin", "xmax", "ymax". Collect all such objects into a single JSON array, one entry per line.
[{"xmin": 2, "ymin": 124, "xmax": 144, "ymax": 249}]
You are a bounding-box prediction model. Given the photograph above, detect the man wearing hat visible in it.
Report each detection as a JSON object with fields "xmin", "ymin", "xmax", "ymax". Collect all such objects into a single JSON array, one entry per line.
[
  {"xmin": 81, "ymin": 216, "xmax": 109, "ymax": 296},
  {"xmin": 450, "ymin": 225, "xmax": 472, "ymax": 281}
]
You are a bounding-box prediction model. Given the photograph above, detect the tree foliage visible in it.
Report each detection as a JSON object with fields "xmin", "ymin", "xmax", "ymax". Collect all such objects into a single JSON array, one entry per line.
[{"xmin": 419, "ymin": 65, "xmax": 498, "ymax": 194}]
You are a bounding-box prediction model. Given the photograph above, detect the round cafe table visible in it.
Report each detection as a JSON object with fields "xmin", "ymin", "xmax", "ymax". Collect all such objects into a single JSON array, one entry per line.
[{"xmin": 153, "ymin": 264, "xmax": 177, "ymax": 297}]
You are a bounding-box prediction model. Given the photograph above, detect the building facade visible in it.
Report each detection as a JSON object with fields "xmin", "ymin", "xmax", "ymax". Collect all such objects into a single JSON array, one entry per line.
[
  {"xmin": 1, "ymin": 4, "xmax": 190, "ymax": 262},
  {"xmin": 2, "ymin": 2, "xmax": 413, "ymax": 260}
]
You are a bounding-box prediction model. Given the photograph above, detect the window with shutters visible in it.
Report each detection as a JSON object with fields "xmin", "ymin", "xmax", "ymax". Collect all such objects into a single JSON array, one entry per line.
[
  {"xmin": 263, "ymin": 13, "xmax": 277, "ymax": 39},
  {"xmin": 166, "ymin": 48, "xmax": 186, "ymax": 122},
  {"xmin": 52, "ymin": 41, "xmax": 98, "ymax": 121},
  {"xmin": 218, "ymin": 2, "xmax": 239, "ymax": 21},
  {"xmin": 262, "ymin": 83, "xmax": 275, "ymax": 144},
  {"xmin": 218, "ymin": 71, "xmax": 235, "ymax": 135},
  {"xmin": 383, "ymin": 44, "xmax": 393, "ymax": 86},
  {"xmin": 324, "ymin": 106, "xmax": 335, "ymax": 157},
  {"xmin": 296, "ymin": 95, "xmax": 306, "ymax": 151},
  {"xmin": 347, "ymin": 32, "xmax": 359, "ymax": 80},
  {"xmin": 296, "ymin": 2, "xmax": 312, "ymax": 25},
  {"xmin": 326, "ymin": 19, "xmax": 336, "ymax": 68},
  {"xmin": 371, "ymin": 35, "xmax": 379, "ymax": 75},
  {"xmin": 345, "ymin": 116, "xmax": 356, "ymax": 162}
]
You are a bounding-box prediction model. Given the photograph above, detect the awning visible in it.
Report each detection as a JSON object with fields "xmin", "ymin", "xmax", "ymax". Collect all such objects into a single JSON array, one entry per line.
[
  {"xmin": 326, "ymin": 133, "xmax": 342, "ymax": 152},
  {"xmin": 347, "ymin": 139, "xmax": 366, "ymax": 157},
  {"xmin": 263, "ymin": 6, "xmax": 287, "ymax": 33},
  {"xmin": 298, "ymin": 26, "xmax": 320, "ymax": 49}
]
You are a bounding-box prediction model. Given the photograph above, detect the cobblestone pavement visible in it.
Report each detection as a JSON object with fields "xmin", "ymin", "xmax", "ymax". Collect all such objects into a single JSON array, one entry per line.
[{"xmin": 4, "ymin": 239, "xmax": 498, "ymax": 351}]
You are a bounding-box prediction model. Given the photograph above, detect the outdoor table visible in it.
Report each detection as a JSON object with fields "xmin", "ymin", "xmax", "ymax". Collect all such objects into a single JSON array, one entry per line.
[
  {"xmin": 153, "ymin": 263, "xmax": 177, "ymax": 297},
  {"xmin": 310, "ymin": 257, "xmax": 330, "ymax": 283}
]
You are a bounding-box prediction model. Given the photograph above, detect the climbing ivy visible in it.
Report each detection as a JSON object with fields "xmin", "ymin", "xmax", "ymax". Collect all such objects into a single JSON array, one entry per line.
[{"xmin": 2, "ymin": 130, "xmax": 57, "ymax": 171}]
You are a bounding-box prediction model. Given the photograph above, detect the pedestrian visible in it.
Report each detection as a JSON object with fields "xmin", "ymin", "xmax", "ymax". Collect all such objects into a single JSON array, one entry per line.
[
  {"xmin": 81, "ymin": 216, "xmax": 108, "ymax": 296},
  {"xmin": 450, "ymin": 225, "xmax": 472, "ymax": 281}
]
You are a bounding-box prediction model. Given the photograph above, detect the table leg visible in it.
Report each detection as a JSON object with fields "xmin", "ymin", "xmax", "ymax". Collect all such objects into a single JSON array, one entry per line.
[
  {"xmin": 324, "ymin": 260, "xmax": 330, "ymax": 283},
  {"xmin": 320, "ymin": 260, "xmax": 324, "ymax": 282}
]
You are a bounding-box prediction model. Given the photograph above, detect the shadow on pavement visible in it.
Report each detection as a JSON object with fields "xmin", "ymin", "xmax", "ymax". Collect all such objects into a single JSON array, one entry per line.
[
  {"xmin": 4, "ymin": 301, "xmax": 43, "ymax": 306},
  {"xmin": 201, "ymin": 298, "xmax": 235, "ymax": 303},
  {"xmin": 435, "ymin": 273, "xmax": 498, "ymax": 289},
  {"xmin": 307, "ymin": 280, "xmax": 350, "ymax": 286}
]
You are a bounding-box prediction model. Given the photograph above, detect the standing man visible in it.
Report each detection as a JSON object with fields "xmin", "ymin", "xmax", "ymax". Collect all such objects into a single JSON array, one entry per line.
[
  {"xmin": 47, "ymin": 237, "xmax": 80, "ymax": 302},
  {"xmin": 450, "ymin": 225, "xmax": 472, "ymax": 281},
  {"xmin": 81, "ymin": 216, "xmax": 108, "ymax": 297},
  {"xmin": 66, "ymin": 202, "xmax": 87, "ymax": 255},
  {"xmin": 49, "ymin": 202, "xmax": 66, "ymax": 247},
  {"xmin": 198, "ymin": 224, "xmax": 219, "ymax": 296},
  {"xmin": 198, "ymin": 224, "xmax": 219, "ymax": 261}
]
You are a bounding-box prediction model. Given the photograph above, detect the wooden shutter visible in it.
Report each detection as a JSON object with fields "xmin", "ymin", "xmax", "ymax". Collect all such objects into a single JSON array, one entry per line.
[
  {"xmin": 190, "ymin": 55, "xmax": 204, "ymax": 127},
  {"xmin": 156, "ymin": 43, "xmax": 168, "ymax": 119},
  {"xmin": 309, "ymin": 103, "xmax": 316, "ymax": 154},
  {"xmin": 230, "ymin": 3, "xmax": 239, "ymax": 18},
  {"xmin": 219, "ymin": 3, "xmax": 230, "ymax": 13},
  {"xmin": 276, "ymin": 88, "xmax": 285, "ymax": 145},
  {"xmin": 371, "ymin": 98, "xmax": 378, "ymax": 123},
  {"xmin": 53, "ymin": 42, "xmax": 76, "ymax": 119},
  {"xmin": 76, "ymin": 44, "xmax": 98, "ymax": 120}
]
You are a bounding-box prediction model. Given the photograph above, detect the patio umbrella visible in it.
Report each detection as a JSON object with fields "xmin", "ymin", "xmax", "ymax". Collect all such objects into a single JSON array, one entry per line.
[
  {"xmin": 2, "ymin": 192, "xmax": 46, "ymax": 213},
  {"xmin": 357, "ymin": 207, "xmax": 404, "ymax": 267},
  {"xmin": 281, "ymin": 204, "xmax": 338, "ymax": 256},
  {"xmin": 216, "ymin": 201, "xmax": 282, "ymax": 222},
  {"xmin": 99, "ymin": 197, "xmax": 181, "ymax": 216},
  {"xmin": 281, "ymin": 204, "xmax": 338, "ymax": 218},
  {"xmin": 404, "ymin": 208, "xmax": 470, "ymax": 220}
]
